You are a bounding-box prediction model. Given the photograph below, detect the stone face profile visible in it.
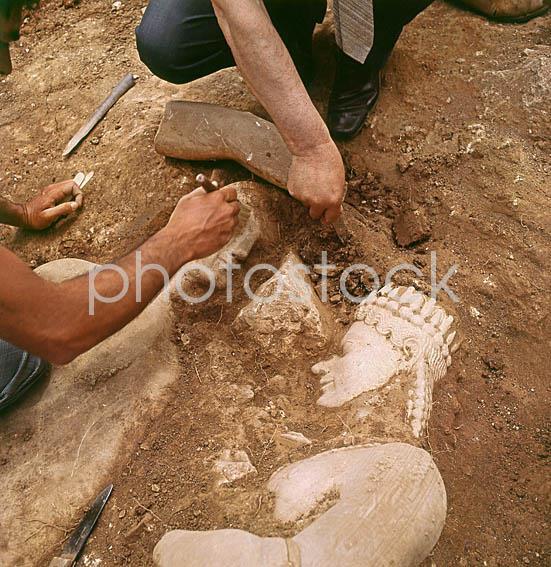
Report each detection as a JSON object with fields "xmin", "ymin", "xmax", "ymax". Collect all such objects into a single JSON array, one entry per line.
[{"xmin": 313, "ymin": 285, "xmax": 457, "ymax": 439}]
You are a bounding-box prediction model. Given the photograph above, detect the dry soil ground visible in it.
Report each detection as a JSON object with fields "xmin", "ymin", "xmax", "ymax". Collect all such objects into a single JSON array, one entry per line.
[{"xmin": 0, "ymin": 0, "xmax": 549, "ymax": 565}]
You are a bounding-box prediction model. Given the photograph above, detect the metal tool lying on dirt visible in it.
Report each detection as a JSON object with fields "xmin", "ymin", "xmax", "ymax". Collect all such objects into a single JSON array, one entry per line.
[
  {"xmin": 63, "ymin": 73, "xmax": 137, "ymax": 158},
  {"xmin": 49, "ymin": 484, "xmax": 113, "ymax": 567}
]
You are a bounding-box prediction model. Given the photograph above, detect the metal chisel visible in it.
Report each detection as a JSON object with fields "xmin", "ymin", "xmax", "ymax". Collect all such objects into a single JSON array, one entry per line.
[{"xmin": 49, "ymin": 484, "xmax": 113, "ymax": 567}]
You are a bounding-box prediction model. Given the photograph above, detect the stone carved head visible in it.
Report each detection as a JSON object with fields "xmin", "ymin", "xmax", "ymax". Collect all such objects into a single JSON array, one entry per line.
[{"xmin": 313, "ymin": 285, "xmax": 457, "ymax": 438}]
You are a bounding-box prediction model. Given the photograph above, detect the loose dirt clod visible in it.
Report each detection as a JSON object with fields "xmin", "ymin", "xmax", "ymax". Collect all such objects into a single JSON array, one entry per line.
[{"xmin": 392, "ymin": 206, "xmax": 431, "ymax": 247}]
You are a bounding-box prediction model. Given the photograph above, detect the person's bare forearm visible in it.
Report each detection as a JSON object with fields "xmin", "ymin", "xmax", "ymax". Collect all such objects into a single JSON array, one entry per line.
[
  {"xmin": 0, "ymin": 195, "xmax": 24, "ymax": 227},
  {"xmin": 211, "ymin": 0, "xmax": 331, "ymax": 155},
  {"xmin": 0, "ymin": 186, "xmax": 240, "ymax": 365},
  {"xmin": 0, "ymin": 230, "xmax": 189, "ymax": 365}
]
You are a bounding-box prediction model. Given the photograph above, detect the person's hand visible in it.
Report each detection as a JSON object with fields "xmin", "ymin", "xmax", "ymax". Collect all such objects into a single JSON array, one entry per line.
[
  {"xmin": 287, "ymin": 140, "xmax": 346, "ymax": 224},
  {"xmin": 20, "ymin": 180, "xmax": 84, "ymax": 230},
  {"xmin": 165, "ymin": 185, "xmax": 241, "ymax": 261}
]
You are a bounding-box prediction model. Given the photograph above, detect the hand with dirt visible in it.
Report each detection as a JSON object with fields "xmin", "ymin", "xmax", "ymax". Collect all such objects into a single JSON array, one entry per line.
[
  {"xmin": 287, "ymin": 140, "xmax": 346, "ymax": 224},
  {"xmin": 165, "ymin": 185, "xmax": 241, "ymax": 261},
  {"xmin": 0, "ymin": 180, "xmax": 83, "ymax": 230},
  {"xmin": 19, "ymin": 180, "xmax": 84, "ymax": 230}
]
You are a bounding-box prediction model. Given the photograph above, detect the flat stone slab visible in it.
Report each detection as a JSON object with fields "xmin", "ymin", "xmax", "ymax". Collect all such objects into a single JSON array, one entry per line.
[
  {"xmin": 155, "ymin": 101, "xmax": 292, "ymax": 189},
  {"xmin": 0, "ymin": 259, "xmax": 179, "ymax": 566}
]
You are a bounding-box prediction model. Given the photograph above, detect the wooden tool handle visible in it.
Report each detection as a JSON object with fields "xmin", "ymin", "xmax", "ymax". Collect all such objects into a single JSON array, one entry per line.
[
  {"xmin": 95, "ymin": 73, "xmax": 137, "ymax": 118},
  {"xmin": 210, "ymin": 168, "xmax": 226, "ymax": 188},
  {"xmin": 196, "ymin": 173, "xmax": 219, "ymax": 193}
]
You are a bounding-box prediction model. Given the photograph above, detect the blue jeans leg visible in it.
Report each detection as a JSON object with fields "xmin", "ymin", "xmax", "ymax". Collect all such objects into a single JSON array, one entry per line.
[{"xmin": 135, "ymin": 0, "xmax": 327, "ymax": 85}]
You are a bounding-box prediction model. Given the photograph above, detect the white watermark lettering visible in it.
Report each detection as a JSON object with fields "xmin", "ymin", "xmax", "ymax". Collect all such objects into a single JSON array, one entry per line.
[
  {"xmin": 430, "ymin": 251, "xmax": 459, "ymax": 302},
  {"xmin": 88, "ymin": 264, "xmax": 130, "ymax": 316},
  {"xmin": 135, "ymin": 251, "xmax": 170, "ymax": 303},
  {"xmin": 86, "ymin": 251, "xmax": 460, "ymax": 310},
  {"xmin": 174, "ymin": 262, "xmax": 216, "ymax": 304}
]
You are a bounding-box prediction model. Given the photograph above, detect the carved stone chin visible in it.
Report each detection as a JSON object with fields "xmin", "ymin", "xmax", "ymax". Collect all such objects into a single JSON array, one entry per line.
[{"xmin": 313, "ymin": 285, "xmax": 457, "ymax": 439}]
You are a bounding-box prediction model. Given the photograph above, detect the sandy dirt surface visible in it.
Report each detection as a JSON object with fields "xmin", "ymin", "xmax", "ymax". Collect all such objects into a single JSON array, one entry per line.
[{"xmin": 0, "ymin": 0, "xmax": 549, "ymax": 565}]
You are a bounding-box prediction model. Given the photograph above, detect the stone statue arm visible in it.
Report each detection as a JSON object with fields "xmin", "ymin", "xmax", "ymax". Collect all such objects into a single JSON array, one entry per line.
[
  {"xmin": 0, "ymin": 187, "xmax": 240, "ymax": 365},
  {"xmin": 211, "ymin": 0, "xmax": 345, "ymax": 223}
]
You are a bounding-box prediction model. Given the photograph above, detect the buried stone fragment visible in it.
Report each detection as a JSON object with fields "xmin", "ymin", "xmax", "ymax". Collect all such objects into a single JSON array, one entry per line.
[
  {"xmin": 233, "ymin": 252, "xmax": 333, "ymax": 351},
  {"xmin": 275, "ymin": 430, "xmax": 312, "ymax": 449},
  {"xmin": 212, "ymin": 449, "xmax": 257, "ymax": 486}
]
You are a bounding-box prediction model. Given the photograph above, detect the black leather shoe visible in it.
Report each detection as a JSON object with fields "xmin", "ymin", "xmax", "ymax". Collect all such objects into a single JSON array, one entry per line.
[
  {"xmin": 328, "ymin": 53, "xmax": 381, "ymax": 140},
  {"xmin": 0, "ymin": 340, "xmax": 51, "ymax": 412}
]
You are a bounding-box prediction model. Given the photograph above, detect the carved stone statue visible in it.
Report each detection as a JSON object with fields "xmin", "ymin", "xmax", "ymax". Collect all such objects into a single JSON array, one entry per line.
[
  {"xmin": 154, "ymin": 252, "xmax": 458, "ymax": 566},
  {"xmin": 313, "ymin": 284, "xmax": 456, "ymax": 439}
]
